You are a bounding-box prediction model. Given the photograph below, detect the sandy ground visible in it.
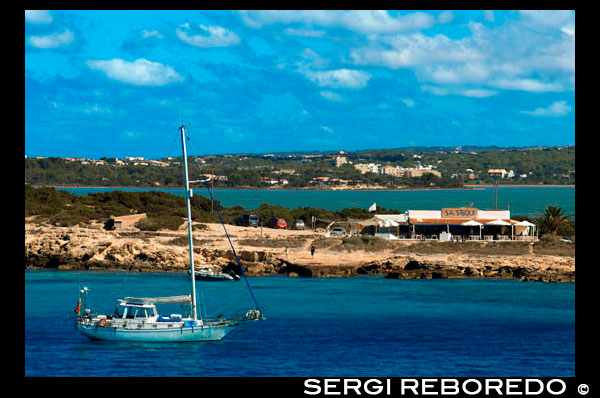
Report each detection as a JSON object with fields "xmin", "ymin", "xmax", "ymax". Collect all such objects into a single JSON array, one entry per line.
[
  {"xmin": 194, "ymin": 223, "xmax": 391, "ymax": 266},
  {"xmin": 25, "ymin": 221, "xmax": 575, "ymax": 278}
]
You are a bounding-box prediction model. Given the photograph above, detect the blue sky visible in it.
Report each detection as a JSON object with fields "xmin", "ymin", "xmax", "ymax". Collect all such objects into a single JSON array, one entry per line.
[{"xmin": 25, "ymin": 10, "xmax": 575, "ymax": 158}]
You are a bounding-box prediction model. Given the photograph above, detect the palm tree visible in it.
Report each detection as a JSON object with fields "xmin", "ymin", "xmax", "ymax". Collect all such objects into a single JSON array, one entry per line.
[{"xmin": 536, "ymin": 205, "xmax": 573, "ymax": 236}]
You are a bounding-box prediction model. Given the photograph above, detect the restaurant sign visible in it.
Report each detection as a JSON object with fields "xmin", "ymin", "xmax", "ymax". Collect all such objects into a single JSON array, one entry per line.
[{"xmin": 441, "ymin": 207, "xmax": 478, "ymax": 218}]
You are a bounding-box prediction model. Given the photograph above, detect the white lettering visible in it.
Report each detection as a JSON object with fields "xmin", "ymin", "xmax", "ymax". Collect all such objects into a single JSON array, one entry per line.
[
  {"xmin": 525, "ymin": 379, "xmax": 544, "ymax": 395},
  {"xmin": 324, "ymin": 379, "xmax": 341, "ymax": 395},
  {"xmin": 485, "ymin": 379, "xmax": 503, "ymax": 395},
  {"xmin": 422, "ymin": 379, "xmax": 438, "ymax": 395},
  {"xmin": 546, "ymin": 379, "xmax": 566, "ymax": 395},
  {"xmin": 441, "ymin": 379, "xmax": 459, "ymax": 395},
  {"xmin": 344, "ymin": 379, "xmax": 362, "ymax": 395},
  {"xmin": 462, "ymin": 379, "xmax": 483, "ymax": 395},
  {"xmin": 401, "ymin": 379, "xmax": 419, "ymax": 395},
  {"xmin": 506, "ymin": 379, "xmax": 522, "ymax": 395},
  {"xmin": 364, "ymin": 379, "xmax": 383, "ymax": 395},
  {"xmin": 304, "ymin": 379, "xmax": 321, "ymax": 395}
]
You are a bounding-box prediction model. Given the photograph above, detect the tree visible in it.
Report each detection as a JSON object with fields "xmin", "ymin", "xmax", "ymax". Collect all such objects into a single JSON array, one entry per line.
[{"xmin": 536, "ymin": 205, "xmax": 573, "ymax": 236}]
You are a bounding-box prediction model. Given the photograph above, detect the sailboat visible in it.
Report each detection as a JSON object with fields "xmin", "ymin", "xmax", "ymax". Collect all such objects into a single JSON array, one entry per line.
[
  {"xmin": 189, "ymin": 267, "xmax": 241, "ymax": 281},
  {"xmin": 74, "ymin": 124, "xmax": 264, "ymax": 342}
]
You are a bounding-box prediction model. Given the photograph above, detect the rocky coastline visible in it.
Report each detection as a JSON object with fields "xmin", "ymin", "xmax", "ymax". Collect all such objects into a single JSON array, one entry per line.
[{"xmin": 25, "ymin": 222, "xmax": 575, "ymax": 283}]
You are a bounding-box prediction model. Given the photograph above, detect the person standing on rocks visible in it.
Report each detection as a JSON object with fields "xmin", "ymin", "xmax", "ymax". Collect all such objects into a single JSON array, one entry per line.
[{"xmin": 310, "ymin": 244, "xmax": 315, "ymax": 257}]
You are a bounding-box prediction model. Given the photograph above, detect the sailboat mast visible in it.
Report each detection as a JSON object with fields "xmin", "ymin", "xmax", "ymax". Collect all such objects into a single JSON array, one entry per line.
[{"xmin": 180, "ymin": 124, "xmax": 198, "ymax": 321}]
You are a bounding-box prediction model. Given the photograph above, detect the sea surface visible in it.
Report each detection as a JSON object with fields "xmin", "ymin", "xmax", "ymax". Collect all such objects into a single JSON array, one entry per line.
[
  {"xmin": 25, "ymin": 270, "xmax": 574, "ymax": 377},
  {"xmin": 57, "ymin": 186, "xmax": 575, "ymax": 217}
]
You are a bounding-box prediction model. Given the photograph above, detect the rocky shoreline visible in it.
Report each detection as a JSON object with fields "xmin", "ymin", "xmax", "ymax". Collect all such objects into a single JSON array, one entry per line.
[{"xmin": 25, "ymin": 222, "xmax": 575, "ymax": 283}]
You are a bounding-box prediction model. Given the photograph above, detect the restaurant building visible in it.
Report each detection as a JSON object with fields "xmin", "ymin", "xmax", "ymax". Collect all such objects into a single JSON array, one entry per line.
[{"xmin": 368, "ymin": 207, "xmax": 537, "ymax": 241}]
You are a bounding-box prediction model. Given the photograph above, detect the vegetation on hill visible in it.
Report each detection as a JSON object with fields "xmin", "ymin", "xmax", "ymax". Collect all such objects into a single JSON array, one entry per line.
[
  {"xmin": 25, "ymin": 185, "xmax": 397, "ymax": 230},
  {"xmin": 24, "ymin": 146, "xmax": 574, "ymax": 189},
  {"xmin": 24, "ymin": 186, "xmax": 574, "ymax": 239}
]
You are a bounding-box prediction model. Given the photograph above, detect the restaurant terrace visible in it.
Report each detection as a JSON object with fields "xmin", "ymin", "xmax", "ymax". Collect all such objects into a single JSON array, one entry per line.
[{"xmin": 359, "ymin": 207, "xmax": 538, "ymax": 242}]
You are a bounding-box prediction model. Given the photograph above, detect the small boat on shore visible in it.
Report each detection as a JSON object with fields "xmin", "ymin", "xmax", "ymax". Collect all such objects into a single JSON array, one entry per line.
[{"xmin": 189, "ymin": 268, "xmax": 240, "ymax": 281}]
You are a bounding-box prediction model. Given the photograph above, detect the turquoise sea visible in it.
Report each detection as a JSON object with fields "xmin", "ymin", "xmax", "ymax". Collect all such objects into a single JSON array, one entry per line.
[
  {"xmin": 56, "ymin": 186, "xmax": 574, "ymax": 217},
  {"xmin": 25, "ymin": 270, "xmax": 574, "ymax": 377}
]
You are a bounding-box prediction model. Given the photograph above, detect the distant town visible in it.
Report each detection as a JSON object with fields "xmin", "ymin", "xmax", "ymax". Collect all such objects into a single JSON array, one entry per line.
[{"xmin": 25, "ymin": 145, "xmax": 575, "ymax": 189}]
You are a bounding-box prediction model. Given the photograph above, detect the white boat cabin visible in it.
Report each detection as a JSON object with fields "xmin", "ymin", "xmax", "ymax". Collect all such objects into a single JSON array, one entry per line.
[{"xmin": 115, "ymin": 300, "xmax": 159, "ymax": 320}]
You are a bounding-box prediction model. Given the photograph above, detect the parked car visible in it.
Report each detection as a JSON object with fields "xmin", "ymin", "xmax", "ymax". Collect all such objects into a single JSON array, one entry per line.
[
  {"xmin": 267, "ymin": 218, "xmax": 287, "ymax": 229},
  {"xmin": 330, "ymin": 227, "xmax": 347, "ymax": 237},
  {"xmin": 292, "ymin": 219, "xmax": 305, "ymax": 230},
  {"xmin": 235, "ymin": 214, "xmax": 260, "ymax": 227},
  {"xmin": 559, "ymin": 236, "xmax": 572, "ymax": 243}
]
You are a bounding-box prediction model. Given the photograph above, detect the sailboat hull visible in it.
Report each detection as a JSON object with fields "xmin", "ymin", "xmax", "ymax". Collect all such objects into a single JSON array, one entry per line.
[{"xmin": 76, "ymin": 322, "xmax": 239, "ymax": 342}]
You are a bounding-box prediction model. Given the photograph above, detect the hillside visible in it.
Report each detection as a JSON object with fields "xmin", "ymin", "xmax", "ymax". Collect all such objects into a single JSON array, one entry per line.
[{"xmin": 24, "ymin": 146, "xmax": 575, "ymax": 189}]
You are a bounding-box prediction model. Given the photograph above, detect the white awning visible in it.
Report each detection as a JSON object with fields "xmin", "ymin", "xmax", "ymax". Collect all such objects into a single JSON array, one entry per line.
[
  {"xmin": 122, "ymin": 295, "xmax": 192, "ymax": 304},
  {"xmin": 379, "ymin": 219, "xmax": 399, "ymax": 227},
  {"xmin": 485, "ymin": 219, "xmax": 512, "ymax": 226},
  {"xmin": 374, "ymin": 214, "xmax": 408, "ymax": 225},
  {"xmin": 514, "ymin": 220, "xmax": 536, "ymax": 226},
  {"xmin": 461, "ymin": 220, "xmax": 482, "ymax": 226}
]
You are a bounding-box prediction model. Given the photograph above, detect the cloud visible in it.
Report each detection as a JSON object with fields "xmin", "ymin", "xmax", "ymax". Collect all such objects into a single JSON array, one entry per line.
[
  {"xmin": 284, "ymin": 27, "xmax": 326, "ymax": 37},
  {"xmin": 421, "ymin": 85, "xmax": 498, "ymax": 98},
  {"xmin": 25, "ymin": 10, "xmax": 53, "ymax": 24},
  {"xmin": 401, "ymin": 98, "xmax": 415, "ymax": 107},
  {"xmin": 483, "ymin": 10, "xmax": 495, "ymax": 22},
  {"xmin": 300, "ymin": 48, "xmax": 330, "ymax": 68},
  {"xmin": 518, "ymin": 10, "xmax": 573, "ymax": 29},
  {"xmin": 349, "ymin": 17, "xmax": 574, "ymax": 93},
  {"xmin": 83, "ymin": 104, "xmax": 111, "ymax": 114},
  {"xmin": 459, "ymin": 89, "xmax": 498, "ymax": 98},
  {"xmin": 522, "ymin": 101, "xmax": 571, "ymax": 116},
  {"xmin": 302, "ymin": 68, "xmax": 371, "ymax": 89},
  {"xmin": 420, "ymin": 63, "xmax": 490, "ymax": 85},
  {"xmin": 561, "ymin": 25, "xmax": 575, "ymax": 37},
  {"xmin": 350, "ymin": 33, "xmax": 484, "ymax": 69},
  {"xmin": 142, "ymin": 30, "xmax": 163, "ymax": 39},
  {"xmin": 437, "ymin": 11, "xmax": 454, "ymax": 24},
  {"xmin": 176, "ymin": 24, "xmax": 240, "ymax": 47},
  {"xmin": 86, "ymin": 58, "xmax": 183, "ymax": 86},
  {"xmin": 320, "ymin": 91, "xmax": 343, "ymax": 101},
  {"xmin": 239, "ymin": 10, "xmax": 435, "ymax": 33},
  {"xmin": 491, "ymin": 78, "xmax": 562, "ymax": 92},
  {"xmin": 28, "ymin": 29, "xmax": 74, "ymax": 48},
  {"xmin": 321, "ymin": 126, "xmax": 333, "ymax": 133}
]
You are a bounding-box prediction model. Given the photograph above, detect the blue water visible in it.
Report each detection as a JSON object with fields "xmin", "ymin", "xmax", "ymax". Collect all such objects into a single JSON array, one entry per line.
[
  {"xmin": 25, "ymin": 270, "xmax": 574, "ymax": 376},
  {"xmin": 56, "ymin": 186, "xmax": 574, "ymax": 217}
]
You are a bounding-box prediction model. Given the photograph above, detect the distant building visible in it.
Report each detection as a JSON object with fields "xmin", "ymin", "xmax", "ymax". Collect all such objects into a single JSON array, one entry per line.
[
  {"xmin": 354, "ymin": 163, "xmax": 380, "ymax": 174},
  {"xmin": 380, "ymin": 165, "xmax": 402, "ymax": 177},
  {"xmin": 335, "ymin": 156, "xmax": 348, "ymax": 168},
  {"xmin": 147, "ymin": 160, "xmax": 169, "ymax": 167},
  {"xmin": 405, "ymin": 169, "xmax": 441, "ymax": 178},
  {"xmin": 275, "ymin": 169, "xmax": 296, "ymax": 175},
  {"xmin": 488, "ymin": 169, "xmax": 508, "ymax": 178},
  {"xmin": 112, "ymin": 213, "xmax": 147, "ymax": 228},
  {"xmin": 313, "ymin": 176, "xmax": 330, "ymax": 182}
]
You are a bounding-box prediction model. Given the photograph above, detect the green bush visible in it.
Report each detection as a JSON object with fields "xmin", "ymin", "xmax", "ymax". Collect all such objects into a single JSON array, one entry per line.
[
  {"xmin": 136, "ymin": 215, "xmax": 184, "ymax": 231},
  {"xmin": 540, "ymin": 234, "xmax": 558, "ymax": 242}
]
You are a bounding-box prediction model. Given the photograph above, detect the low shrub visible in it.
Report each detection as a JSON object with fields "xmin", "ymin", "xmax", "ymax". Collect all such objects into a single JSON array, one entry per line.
[{"xmin": 136, "ymin": 215, "xmax": 184, "ymax": 231}]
